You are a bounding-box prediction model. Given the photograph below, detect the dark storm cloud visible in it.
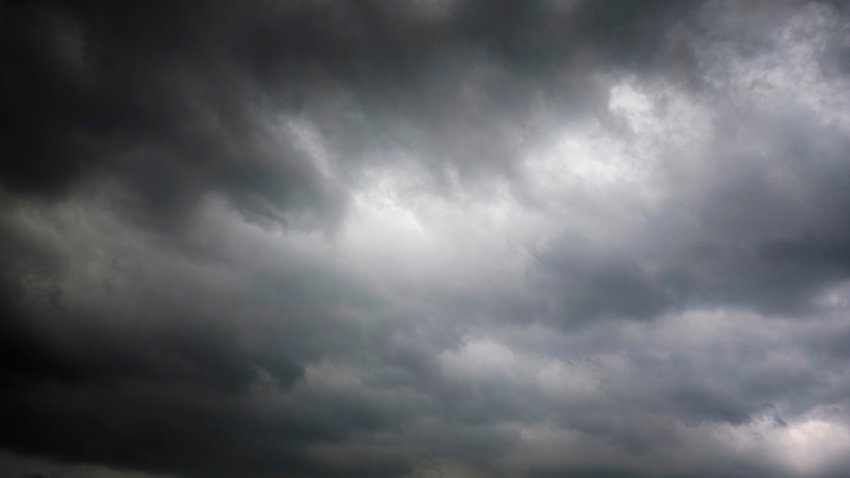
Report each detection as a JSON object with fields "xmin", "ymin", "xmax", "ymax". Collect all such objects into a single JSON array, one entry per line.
[
  {"xmin": 2, "ymin": 1, "xmax": 850, "ymax": 478},
  {"xmin": 0, "ymin": 0, "xmax": 706, "ymax": 227},
  {"xmin": 0, "ymin": 196, "xmax": 411, "ymax": 477},
  {"xmin": 2, "ymin": 0, "xmax": 345, "ymax": 227}
]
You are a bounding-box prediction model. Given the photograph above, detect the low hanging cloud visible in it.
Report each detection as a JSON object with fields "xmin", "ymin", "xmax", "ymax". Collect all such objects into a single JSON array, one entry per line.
[{"xmin": 2, "ymin": 1, "xmax": 850, "ymax": 477}]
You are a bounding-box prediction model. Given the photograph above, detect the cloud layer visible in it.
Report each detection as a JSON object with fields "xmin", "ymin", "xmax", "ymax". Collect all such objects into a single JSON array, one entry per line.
[{"xmin": 2, "ymin": 1, "xmax": 850, "ymax": 477}]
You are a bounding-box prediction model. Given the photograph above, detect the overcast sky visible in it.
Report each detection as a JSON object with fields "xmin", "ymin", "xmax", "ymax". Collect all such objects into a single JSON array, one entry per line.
[{"xmin": 2, "ymin": 1, "xmax": 850, "ymax": 477}]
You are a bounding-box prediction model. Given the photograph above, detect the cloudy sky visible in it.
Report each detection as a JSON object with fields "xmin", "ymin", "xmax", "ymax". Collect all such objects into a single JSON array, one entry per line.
[{"xmin": 2, "ymin": 1, "xmax": 850, "ymax": 477}]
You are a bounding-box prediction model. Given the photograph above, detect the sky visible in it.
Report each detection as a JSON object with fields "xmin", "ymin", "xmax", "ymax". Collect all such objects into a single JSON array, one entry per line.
[{"xmin": 2, "ymin": 1, "xmax": 850, "ymax": 477}]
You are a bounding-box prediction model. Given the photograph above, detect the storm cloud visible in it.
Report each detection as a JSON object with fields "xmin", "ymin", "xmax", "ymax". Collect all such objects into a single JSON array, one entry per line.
[{"xmin": 2, "ymin": 1, "xmax": 850, "ymax": 477}]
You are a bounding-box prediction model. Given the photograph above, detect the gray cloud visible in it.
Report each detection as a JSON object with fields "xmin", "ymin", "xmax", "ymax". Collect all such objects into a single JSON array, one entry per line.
[{"xmin": 2, "ymin": 1, "xmax": 850, "ymax": 477}]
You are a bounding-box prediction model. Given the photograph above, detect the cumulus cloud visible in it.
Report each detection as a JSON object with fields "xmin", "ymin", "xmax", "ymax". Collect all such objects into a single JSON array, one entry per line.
[{"xmin": 2, "ymin": 1, "xmax": 850, "ymax": 477}]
